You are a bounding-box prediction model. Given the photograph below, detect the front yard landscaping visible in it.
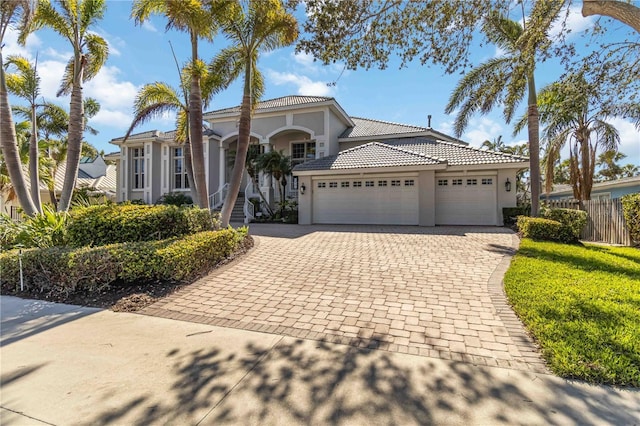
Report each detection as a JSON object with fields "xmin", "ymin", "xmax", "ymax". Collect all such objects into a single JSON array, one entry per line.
[{"xmin": 504, "ymin": 239, "xmax": 640, "ymax": 387}]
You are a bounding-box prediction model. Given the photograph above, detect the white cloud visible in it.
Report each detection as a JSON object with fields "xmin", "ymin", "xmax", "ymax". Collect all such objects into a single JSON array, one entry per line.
[
  {"xmin": 549, "ymin": 5, "xmax": 596, "ymax": 41},
  {"xmin": 37, "ymin": 59, "xmax": 69, "ymax": 100},
  {"xmin": 266, "ymin": 70, "xmax": 335, "ymax": 97},
  {"xmin": 84, "ymin": 65, "xmax": 140, "ymax": 111},
  {"xmin": 609, "ymin": 117, "xmax": 640, "ymax": 165},
  {"xmin": 442, "ymin": 116, "xmax": 506, "ymax": 146},
  {"xmin": 2, "ymin": 28, "xmax": 41, "ymax": 59},
  {"xmin": 142, "ymin": 21, "xmax": 158, "ymax": 33},
  {"xmin": 90, "ymin": 109, "xmax": 133, "ymax": 128}
]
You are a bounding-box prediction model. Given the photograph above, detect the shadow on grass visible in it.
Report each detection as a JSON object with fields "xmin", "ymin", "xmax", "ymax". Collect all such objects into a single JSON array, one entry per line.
[{"xmin": 81, "ymin": 338, "xmax": 639, "ymax": 425}]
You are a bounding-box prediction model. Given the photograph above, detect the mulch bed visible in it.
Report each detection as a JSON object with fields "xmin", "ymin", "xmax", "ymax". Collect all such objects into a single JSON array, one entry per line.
[{"xmin": 2, "ymin": 236, "xmax": 254, "ymax": 313}]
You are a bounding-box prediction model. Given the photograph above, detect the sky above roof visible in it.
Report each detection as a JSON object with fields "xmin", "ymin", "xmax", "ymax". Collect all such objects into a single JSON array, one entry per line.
[{"xmin": 4, "ymin": 1, "xmax": 639, "ymax": 165}]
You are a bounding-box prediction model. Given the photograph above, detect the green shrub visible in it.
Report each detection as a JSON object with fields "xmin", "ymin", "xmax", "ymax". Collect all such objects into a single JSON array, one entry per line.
[
  {"xmin": 156, "ymin": 192, "xmax": 193, "ymax": 207},
  {"xmin": 1, "ymin": 206, "xmax": 68, "ymax": 249},
  {"xmin": 517, "ymin": 216, "xmax": 564, "ymax": 242},
  {"xmin": 503, "ymin": 206, "xmax": 531, "ymax": 226},
  {"xmin": 621, "ymin": 193, "xmax": 640, "ymax": 246},
  {"xmin": 66, "ymin": 204, "xmax": 218, "ymax": 246},
  {"xmin": 0, "ymin": 228, "xmax": 248, "ymax": 295},
  {"xmin": 541, "ymin": 207, "xmax": 587, "ymax": 243}
]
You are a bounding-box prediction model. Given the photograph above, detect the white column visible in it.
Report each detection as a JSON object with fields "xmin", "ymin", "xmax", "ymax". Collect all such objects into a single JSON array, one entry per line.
[{"xmin": 219, "ymin": 143, "xmax": 226, "ymax": 190}]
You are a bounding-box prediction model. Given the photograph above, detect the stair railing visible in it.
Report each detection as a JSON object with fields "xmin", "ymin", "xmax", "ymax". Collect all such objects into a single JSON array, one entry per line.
[
  {"xmin": 209, "ymin": 183, "xmax": 229, "ymax": 210},
  {"xmin": 243, "ymin": 181, "xmax": 255, "ymax": 224}
]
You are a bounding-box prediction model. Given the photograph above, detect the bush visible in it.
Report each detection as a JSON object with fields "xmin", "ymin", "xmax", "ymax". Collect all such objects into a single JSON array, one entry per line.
[
  {"xmin": 66, "ymin": 204, "xmax": 218, "ymax": 246},
  {"xmin": 541, "ymin": 207, "xmax": 587, "ymax": 243},
  {"xmin": 156, "ymin": 192, "xmax": 193, "ymax": 207},
  {"xmin": 621, "ymin": 193, "xmax": 640, "ymax": 246},
  {"xmin": 1, "ymin": 206, "xmax": 68, "ymax": 250},
  {"xmin": 0, "ymin": 228, "xmax": 248, "ymax": 295},
  {"xmin": 503, "ymin": 206, "xmax": 531, "ymax": 226},
  {"xmin": 517, "ymin": 216, "xmax": 564, "ymax": 242}
]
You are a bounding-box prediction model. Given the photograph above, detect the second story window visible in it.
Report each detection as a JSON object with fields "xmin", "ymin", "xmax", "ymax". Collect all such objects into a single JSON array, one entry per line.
[
  {"xmin": 132, "ymin": 147, "xmax": 144, "ymax": 189},
  {"xmin": 173, "ymin": 147, "xmax": 189, "ymax": 189},
  {"xmin": 291, "ymin": 141, "xmax": 316, "ymax": 168}
]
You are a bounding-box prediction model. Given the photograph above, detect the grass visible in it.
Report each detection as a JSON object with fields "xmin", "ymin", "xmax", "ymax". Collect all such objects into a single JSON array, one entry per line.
[{"xmin": 504, "ymin": 239, "xmax": 640, "ymax": 387}]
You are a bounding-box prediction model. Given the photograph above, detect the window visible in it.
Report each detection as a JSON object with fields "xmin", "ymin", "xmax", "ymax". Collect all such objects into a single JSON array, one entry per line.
[
  {"xmin": 353, "ymin": 181, "xmax": 362, "ymax": 187},
  {"xmin": 365, "ymin": 181, "xmax": 374, "ymax": 187},
  {"xmin": 291, "ymin": 141, "xmax": 316, "ymax": 167},
  {"xmin": 405, "ymin": 179, "xmax": 415, "ymax": 186},
  {"xmin": 132, "ymin": 147, "xmax": 145, "ymax": 189},
  {"xmin": 329, "ymin": 182, "xmax": 338, "ymax": 188},
  {"xmin": 438, "ymin": 179, "xmax": 448, "ymax": 186},
  {"xmin": 378, "ymin": 180, "xmax": 388, "ymax": 187},
  {"xmin": 481, "ymin": 178, "xmax": 493, "ymax": 185},
  {"xmin": 173, "ymin": 147, "xmax": 189, "ymax": 189},
  {"xmin": 467, "ymin": 178, "xmax": 478, "ymax": 185},
  {"xmin": 391, "ymin": 180, "xmax": 401, "ymax": 186},
  {"xmin": 452, "ymin": 179, "xmax": 463, "ymax": 186},
  {"xmin": 317, "ymin": 182, "xmax": 326, "ymax": 188},
  {"xmin": 341, "ymin": 181, "xmax": 350, "ymax": 188}
]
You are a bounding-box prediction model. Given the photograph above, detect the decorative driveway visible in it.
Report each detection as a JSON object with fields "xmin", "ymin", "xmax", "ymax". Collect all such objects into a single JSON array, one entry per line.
[{"xmin": 143, "ymin": 224, "xmax": 547, "ymax": 373}]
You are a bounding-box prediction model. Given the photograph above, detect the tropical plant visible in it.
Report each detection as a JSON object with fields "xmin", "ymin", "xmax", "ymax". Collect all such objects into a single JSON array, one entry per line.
[
  {"xmin": 0, "ymin": 0, "xmax": 38, "ymax": 216},
  {"xmin": 445, "ymin": 7, "xmax": 563, "ymax": 217},
  {"xmin": 4, "ymin": 54, "xmax": 44, "ymax": 211},
  {"xmin": 245, "ymin": 143, "xmax": 274, "ymax": 216},
  {"xmin": 480, "ymin": 135, "xmax": 506, "ymax": 152},
  {"xmin": 212, "ymin": 0, "xmax": 298, "ymax": 227},
  {"xmin": 531, "ymin": 73, "xmax": 627, "ymax": 202},
  {"xmin": 0, "ymin": 121, "xmax": 30, "ymax": 205},
  {"xmin": 596, "ymin": 151, "xmax": 639, "ymax": 182},
  {"xmin": 132, "ymin": 0, "xmax": 231, "ymax": 209},
  {"xmin": 29, "ymin": 0, "xmax": 109, "ymax": 212},
  {"xmin": 256, "ymin": 149, "xmax": 292, "ymax": 216}
]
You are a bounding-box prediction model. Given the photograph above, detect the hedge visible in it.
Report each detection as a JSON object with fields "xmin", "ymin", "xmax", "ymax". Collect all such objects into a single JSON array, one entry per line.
[
  {"xmin": 66, "ymin": 204, "xmax": 219, "ymax": 246},
  {"xmin": 0, "ymin": 228, "xmax": 248, "ymax": 295},
  {"xmin": 621, "ymin": 193, "xmax": 640, "ymax": 246},
  {"xmin": 503, "ymin": 206, "xmax": 531, "ymax": 226},
  {"xmin": 541, "ymin": 207, "xmax": 587, "ymax": 243},
  {"xmin": 517, "ymin": 216, "xmax": 565, "ymax": 242}
]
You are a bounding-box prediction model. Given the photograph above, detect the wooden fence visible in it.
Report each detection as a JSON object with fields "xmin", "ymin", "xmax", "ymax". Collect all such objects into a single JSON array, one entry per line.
[{"xmin": 545, "ymin": 198, "xmax": 631, "ymax": 246}]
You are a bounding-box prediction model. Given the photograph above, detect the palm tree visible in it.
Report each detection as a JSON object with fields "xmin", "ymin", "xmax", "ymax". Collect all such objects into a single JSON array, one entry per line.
[
  {"xmin": 212, "ymin": 0, "xmax": 298, "ymax": 227},
  {"xmin": 5, "ymin": 54, "xmax": 45, "ymax": 211},
  {"xmin": 0, "ymin": 0, "xmax": 39, "ymax": 216},
  {"xmin": 445, "ymin": 7, "xmax": 561, "ymax": 217},
  {"xmin": 534, "ymin": 73, "xmax": 622, "ymax": 202},
  {"xmin": 256, "ymin": 149, "xmax": 292, "ymax": 216},
  {"xmin": 30, "ymin": 0, "xmax": 108, "ymax": 212},
  {"xmin": 123, "ymin": 65, "xmax": 230, "ymax": 204},
  {"xmin": 480, "ymin": 135, "xmax": 505, "ymax": 151},
  {"xmin": 132, "ymin": 0, "xmax": 230, "ymax": 209},
  {"xmin": 596, "ymin": 150, "xmax": 626, "ymax": 182},
  {"xmin": 0, "ymin": 121, "xmax": 30, "ymax": 206}
]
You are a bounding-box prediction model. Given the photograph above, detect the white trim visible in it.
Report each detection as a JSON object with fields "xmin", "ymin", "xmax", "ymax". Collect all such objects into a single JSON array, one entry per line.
[{"xmin": 265, "ymin": 125, "xmax": 315, "ymax": 141}]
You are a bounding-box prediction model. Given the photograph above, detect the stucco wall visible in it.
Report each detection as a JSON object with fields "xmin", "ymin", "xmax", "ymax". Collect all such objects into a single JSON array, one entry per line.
[
  {"xmin": 297, "ymin": 175, "xmax": 313, "ymax": 225},
  {"xmin": 293, "ymin": 111, "xmax": 324, "ymax": 136},
  {"xmin": 497, "ymin": 169, "xmax": 519, "ymax": 225},
  {"xmin": 328, "ymin": 110, "xmax": 348, "ymax": 155},
  {"xmin": 418, "ymin": 170, "xmax": 436, "ymax": 226}
]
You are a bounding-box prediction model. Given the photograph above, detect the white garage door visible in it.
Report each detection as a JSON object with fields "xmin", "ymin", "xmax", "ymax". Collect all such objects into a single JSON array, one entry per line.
[
  {"xmin": 435, "ymin": 176, "xmax": 497, "ymax": 225},
  {"xmin": 313, "ymin": 177, "xmax": 419, "ymax": 225}
]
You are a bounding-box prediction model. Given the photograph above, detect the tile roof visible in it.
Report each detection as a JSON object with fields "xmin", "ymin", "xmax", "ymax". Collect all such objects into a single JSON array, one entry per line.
[
  {"xmin": 206, "ymin": 95, "xmax": 334, "ymax": 115},
  {"xmin": 385, "ymin": 138, "xmax": 528, "ymax": 166},
  {"xmin": 294, "ymin": 137, "xmax": 528, "ymax": 172},
  {"xmin": 293, "ymin": 142, "xmax": 442, "ymax": 171},
  {"xmin": 340, "ymin": 117, "xmax": 429, "ymax": 139},
  {"xmin": 548, "ymin": 175, "xmax": 640, "ymax": 195}
]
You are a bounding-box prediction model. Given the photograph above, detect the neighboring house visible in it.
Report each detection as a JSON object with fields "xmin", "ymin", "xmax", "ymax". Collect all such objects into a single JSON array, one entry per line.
[
  {"xmin": 0, "ymin": 155, "xmax": 117, "ymax": 218},
  {"xmin": 110, "ymin": 95, "xmax": 528, "ymax": 226},
  {"xmin": 543, "ymin": 175, "xmax": 640, "ymax": 201}
]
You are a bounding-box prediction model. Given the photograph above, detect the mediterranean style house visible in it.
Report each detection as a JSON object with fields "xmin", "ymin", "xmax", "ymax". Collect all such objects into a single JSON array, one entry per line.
[{"xmin": 110, "ymin": 95, "xmax": 528, "ymax": 226}]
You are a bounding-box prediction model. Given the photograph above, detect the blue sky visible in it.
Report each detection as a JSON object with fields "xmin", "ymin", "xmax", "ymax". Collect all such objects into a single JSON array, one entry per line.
[{"xmin": 4, "ymin": 1, "xmax": 639, "ymax": 165}]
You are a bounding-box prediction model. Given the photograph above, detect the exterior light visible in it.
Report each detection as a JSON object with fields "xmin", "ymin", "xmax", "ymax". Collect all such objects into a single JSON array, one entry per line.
[
  {"xmin": 505, "ymin": 178, "xmax": 512, "ymax": 192},
  {"xmin": 300, "ymin": 183, "xmax": 306, "ymax": 194}
]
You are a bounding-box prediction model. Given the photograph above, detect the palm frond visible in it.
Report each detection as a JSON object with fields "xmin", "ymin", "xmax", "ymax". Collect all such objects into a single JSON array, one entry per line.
[
  {"xmin": 56, "ymin": 57, "xmax": 74, "ymax": 96},
  {"xmin": 482, "ymin": 11, "xmax": 522, "ymax": 54},
  {"xmin": 83, "ymin": 32, "xmax": 109, "ymax": 81}
]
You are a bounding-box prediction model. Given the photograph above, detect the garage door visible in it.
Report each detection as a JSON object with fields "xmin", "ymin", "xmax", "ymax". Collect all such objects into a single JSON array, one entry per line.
[
  {"xmin": 435, "ymin": 176, "xmax": 497, "ymax": 225},
  {"xmin": 313, "ymin": 177, "xmax": 419, "ymax": 225}
]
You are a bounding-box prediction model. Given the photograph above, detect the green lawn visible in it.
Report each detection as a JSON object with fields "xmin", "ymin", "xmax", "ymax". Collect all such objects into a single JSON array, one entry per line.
[{"xmin": 504, "ymin": 239, "xmax": 640, "ymax": 387}]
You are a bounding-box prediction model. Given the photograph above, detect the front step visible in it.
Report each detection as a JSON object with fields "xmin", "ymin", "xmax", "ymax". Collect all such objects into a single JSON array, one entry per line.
[{"xmin": 214, "ymin": 193, "xmax": 246, "ymax": 223}]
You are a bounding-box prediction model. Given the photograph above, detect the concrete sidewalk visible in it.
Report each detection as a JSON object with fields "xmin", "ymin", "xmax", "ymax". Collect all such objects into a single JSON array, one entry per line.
[{"xmin": 1, "ymin": 296, "xmax": 639, "ymax": 426}]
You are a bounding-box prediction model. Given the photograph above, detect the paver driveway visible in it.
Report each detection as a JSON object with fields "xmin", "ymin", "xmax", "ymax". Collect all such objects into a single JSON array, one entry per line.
[{"xmin": 143, "ymin": 224, "xmax": 547, "ymax": 373}]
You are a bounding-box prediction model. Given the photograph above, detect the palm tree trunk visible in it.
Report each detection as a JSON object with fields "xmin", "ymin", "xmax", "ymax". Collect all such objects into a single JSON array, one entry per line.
[
  {"xmin": 526, "ymin": 73, "xmax": 540, "ymax": 217},
  {"xmin": 0, "ymin": 50, "xmax": 38, "ymax": 217},
  {"xmin": 220, "ymin": 61, "xmax": 252, "ymax": 227},
  {"xmin": 189, "ymin": 32, "xmax": 209, "ymax": 209},
  {"xmin": 183, "ymin": 137, "xmax": 198, "ymax": 206},
  {"xmin": 29, "ymin": 104, "xmax": 42, "ymax": 212},
  {"xmin": 58, "ymin": 55, "xmax": 85, "ymax": 212}
]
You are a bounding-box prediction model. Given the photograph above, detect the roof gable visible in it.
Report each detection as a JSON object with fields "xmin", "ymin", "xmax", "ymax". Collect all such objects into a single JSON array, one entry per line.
[{"xmin": 205, "ymin": 95, "xmax": 333, "ymax": 116}]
